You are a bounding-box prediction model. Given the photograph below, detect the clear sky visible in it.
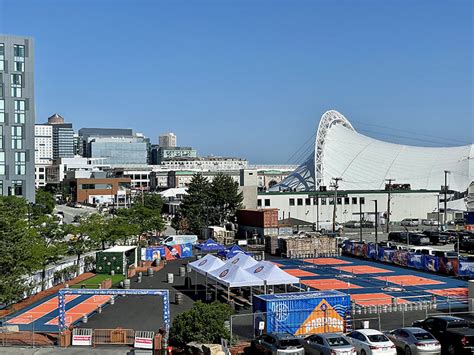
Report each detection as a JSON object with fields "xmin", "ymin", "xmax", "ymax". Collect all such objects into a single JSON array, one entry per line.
[{"xmin": 1, "ymin": 0, "xmax": 472, "ymax": 164}]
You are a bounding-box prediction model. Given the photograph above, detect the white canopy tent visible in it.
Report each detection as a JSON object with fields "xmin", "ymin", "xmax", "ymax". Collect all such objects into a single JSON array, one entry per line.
[
  {"xmin": 245, "ymin": 261, "xmax": 300, "ymax": 286},
  {"xmin": 224, "ymin": 253, "xmax": 259, "ymax": 269},
  {"xmin": 208, "ymin": 263, "xmax": 264, "ymax": 288},
  {"xmin": 189, "ymin": 254, "xmax": 225, "ymax": 275}
]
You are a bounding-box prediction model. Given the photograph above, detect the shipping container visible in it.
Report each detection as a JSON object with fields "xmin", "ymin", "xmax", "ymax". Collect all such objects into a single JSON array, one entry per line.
[
  {"xmin": 253, "ymin": 291, "xmax": 351, "ymax": 336},
  {"xmin": 237, "ymin": 209, "xmax": 279, "ymax": 228}
]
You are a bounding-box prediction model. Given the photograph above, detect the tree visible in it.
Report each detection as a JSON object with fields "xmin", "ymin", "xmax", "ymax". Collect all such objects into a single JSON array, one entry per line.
[
  {"xmin": 208, "ymin": 173, "xmax": 243, "ymax": 226},
  {"xmin": 31, "ymin": 189, "xmax": 56, "ymax": 217},
  {"xmin": 118, "ymin": 192, "xmax": 165, "ymax": 236},
  {"xmin": 106, "ymin": 215, "xmax": 139, "ymax": 245},
  {"xmin": 32, "ymin": 216, "xmax": 67, "ymax": 291},
  {"xmin": 66, "ymin": 220, "xmax": 94, "ymax": 274},
  {"xmin": 175, "ymin": 173, "xmax": 243, "ymax": 234},
  {"xmin": 170, "ymin": 301, "xmax": 233, "ymax": 346},
  {"xmin": 0, "ymin": 197, "xmax": 37, "ymax": 305},
  {"xmin": 80, "ymin": 213, "xmax": 110, "ymax": 250},
  {"xmin": 177, "ymin": 173, "xmax": 211, "ymax": 235}
]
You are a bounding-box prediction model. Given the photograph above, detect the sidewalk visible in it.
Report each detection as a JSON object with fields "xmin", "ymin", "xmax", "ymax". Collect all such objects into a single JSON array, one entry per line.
[{"xmin": 0, "ymin": 347, "xmax": 133, "ymax": 355}]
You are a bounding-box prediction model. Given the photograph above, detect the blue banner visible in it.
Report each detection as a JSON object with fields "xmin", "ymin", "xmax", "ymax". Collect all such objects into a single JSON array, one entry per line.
[
  {"xmin": 180, "ymin": 243, "xmax": 193, "ymax": 258},
  {"xmin": 145, "ymin": 246, "xmax": 165, "ymax": 261}
]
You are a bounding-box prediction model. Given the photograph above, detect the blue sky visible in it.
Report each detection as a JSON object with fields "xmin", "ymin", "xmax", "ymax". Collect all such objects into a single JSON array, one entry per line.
[{"xmin": 1, "ymin": 0, "xmax": 472, "ymax": 163}]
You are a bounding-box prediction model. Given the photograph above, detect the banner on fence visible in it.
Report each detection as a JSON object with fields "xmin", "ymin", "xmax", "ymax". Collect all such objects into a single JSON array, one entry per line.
[
  {"xmin": 72, "ymin": 328, "xmax": 93, "ymax": 346},
  {"xmin": 134, "ymin": 330, "xmax": 154, "ymax": 349}
]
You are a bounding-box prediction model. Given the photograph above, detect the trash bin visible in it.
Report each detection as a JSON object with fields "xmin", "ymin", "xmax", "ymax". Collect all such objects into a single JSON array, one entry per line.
[
  {"xmin": 167, "ymin": 273, "xmax": 174, "ymax": 284},
  {"xmin": 179, "ymin": 266, "xmax": 186, "ymax": 277},
  {"xmin": 361, "ymin": 320, "xmax": 369, "ymax": 329}
]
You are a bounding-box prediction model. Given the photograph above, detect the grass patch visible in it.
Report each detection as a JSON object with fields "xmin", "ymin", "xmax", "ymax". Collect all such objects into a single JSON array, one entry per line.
[{"xmin": 71, "ymin": 274, "xmax": 125, "ymax": 289}]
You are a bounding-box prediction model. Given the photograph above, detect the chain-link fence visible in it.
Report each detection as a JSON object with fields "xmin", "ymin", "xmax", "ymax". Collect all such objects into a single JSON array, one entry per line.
[{"xmin": 0, "ymin": 315, "xmax": 44, "ymax": 347}]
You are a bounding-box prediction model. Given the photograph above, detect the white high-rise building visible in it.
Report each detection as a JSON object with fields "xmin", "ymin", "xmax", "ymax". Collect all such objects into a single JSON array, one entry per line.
[
  {"xmin": 34, "ymin": 124, "xmax": 53, "ymax": 188},
  {"xmin": 159, "ymin": 132, "xmax": 177, "ymax": 148}
]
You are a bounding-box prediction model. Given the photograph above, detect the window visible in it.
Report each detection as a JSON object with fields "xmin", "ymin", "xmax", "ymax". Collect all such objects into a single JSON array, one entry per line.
[
  {"xmin": 344, "ymin": 197, "xmax": 350, "ymax": 205},
  {"xmin": 0, "ymin": 43, "xmax": 4, "ymax": 71},
  {"xmin": 14, "ymin": 44, "xmax": 25, "ymax": 58},
  {"xmin": 313, "ymin": 197, "xmax": 318, "ymax": 205},
  {"xmin": 11, "ymin": 126, "xmax": 23, "ymax": 149},
  {"xmin": 14, "ymin": 152, "xmax": 26, "ymax": 175},
  {"xmin": 257, "ymin": 199, "xmax": 262, "ymax": 207},
  {"xmin": 337, "ymin": 197, "xmax": 342, "ymax": 205},
  {"xmin": 329, "ymin": 198, "xmax": 334, "ymax": 205},
  {"xmin": 14, "ymin": 100, "xmax": 25, "ymax": 124},
  {"xmin": 11, "ymin": 74, "xmax": 22, "ymax": 98},
  {"xmin": 0, "ymin": 151, "xmax": 4, "ymax": 175},
  {"xmin": 14, "ymin": 61, "xmax": 24, "ymax": 72},
  {"xmin": 81, "ymin": 184, "xmax": 95, "ymax": 189},
  {"xmin": 297, "ymin": 198, "xmax": 303, "ymax": 206},
  {"xmin": 321, "ymin": 198, "xmax": 327, "ymax": 205},
  {"xmin": 11, "ymin": 180, "xmax": 23, "ymax": 196},
  {"xmin": 352, "ymin": 197, "xmax": 358, "ymax": 205},
  {"xmin": 0, "ymin": 100, "xmax": 4, "ymax": 123},
  {"xmin": 360, "ymin": 197, "xmax": 365, "ymax": 205},
  {"xmin": 0, "ymin": 125, "xmax": 3, "ymax": 149},
  {"xmin": 264, "ymin": 199, "xmax": 270, "ymax": 207},
  {"xmin": 289, "ymin": 198, "xmax": 295, "ymax": 206},
  {"xmin": 305, "ymin": 198, "xmax": 311, "ymax": 205},
  {"xmin": 0, "ymin": 180, "xmax": 3, "ymax": 195}
]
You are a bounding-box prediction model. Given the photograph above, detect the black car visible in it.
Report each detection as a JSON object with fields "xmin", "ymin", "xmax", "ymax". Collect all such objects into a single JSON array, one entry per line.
[{"xmin": 413, "ymin": 315, "xmax": 474, "ymax": 354}]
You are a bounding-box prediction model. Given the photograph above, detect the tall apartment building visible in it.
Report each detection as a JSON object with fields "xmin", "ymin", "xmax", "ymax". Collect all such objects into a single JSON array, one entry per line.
[
  {"xmin": 34, "ymin": 124, "xmax": 53, "ymax": 187},
  {"xmin": 48, "ymin": 114, "xmax": 74, "ymax": 159},
  {"xmin": 0, "ymin": 35, "xmax": 35, "ymax": 201},
  {"xmin": 159, "ymin": 132, "xmax": 177, "ymax": 148}
]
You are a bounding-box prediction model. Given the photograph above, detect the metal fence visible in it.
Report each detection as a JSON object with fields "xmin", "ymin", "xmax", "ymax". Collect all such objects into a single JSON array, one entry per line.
[
  {"xmin": 0, "ymin": 315, "xmax": 51, "ymax": 348},
  {"xmin": 230, "ymin": 299, "xmax": 471, "ymax": 343}
]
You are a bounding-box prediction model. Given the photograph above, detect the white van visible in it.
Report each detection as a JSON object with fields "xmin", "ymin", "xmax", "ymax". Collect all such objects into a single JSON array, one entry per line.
[
  {"xmin": 160, "ymin": 235, "xmax": 198, "ymax": 246},
  {"xmin": 317, "ymin": 221, "xmax": 343, "ymax": 233}
]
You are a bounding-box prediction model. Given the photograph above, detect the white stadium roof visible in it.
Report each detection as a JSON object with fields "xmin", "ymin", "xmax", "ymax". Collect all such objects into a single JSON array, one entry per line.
[{"xmin": 274, "ymin": 110, "xmax": 473, "ymax": 192}]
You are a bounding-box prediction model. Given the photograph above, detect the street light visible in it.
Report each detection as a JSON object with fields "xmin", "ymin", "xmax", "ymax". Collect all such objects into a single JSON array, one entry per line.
[{"xmin": 372, "ymin": 200, "xmax": 378, "ymax": 246}]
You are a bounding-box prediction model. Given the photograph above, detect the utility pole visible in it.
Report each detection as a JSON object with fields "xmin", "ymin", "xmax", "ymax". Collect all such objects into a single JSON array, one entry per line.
[
  {"xmin": 443, "ymin": 170, "xmax": 450, "ymax": 226},
  {"xmin": 437, "ymin": 194, "xmax": 440, "ymax": 231},
  {"xmin": 331, "ymin": 177, "xmax": 342, "ymax": 233},
  {"xmin": 373, "ymin": 200, "xmax": 378, "ymax": 245},
  {"xmin": 359, "ymin": 200, "xmax": 363, "ymax": 242},
  {"xmin": 385, "ymin": 178, "xmax": 395, "ymax": 233}
]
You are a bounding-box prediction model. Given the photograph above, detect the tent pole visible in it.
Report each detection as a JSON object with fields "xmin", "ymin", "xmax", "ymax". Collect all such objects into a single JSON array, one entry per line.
[
  {"xmin": 285, "ymin": 284, "xmax": 287, "ymax": 293},
  {"xmin": 215, "ymin": 278, "xmax": 218, "ymax": 301},
  {"xmin": 228, "ymin": 286, "xmax": 230, "ymax": 302},
  {"xmin": 250, "ymin": 287, "xmax": 253, "ymax": 305}
]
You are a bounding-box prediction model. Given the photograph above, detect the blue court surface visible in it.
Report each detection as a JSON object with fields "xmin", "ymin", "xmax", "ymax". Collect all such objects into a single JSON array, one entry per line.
[
  {"xmin": 274, "ymin": 255, "xmax": 467, "ymax": 307},
  {"xmin": 2, "ymin": 292, "xmax": 111, "ymax": 333}
]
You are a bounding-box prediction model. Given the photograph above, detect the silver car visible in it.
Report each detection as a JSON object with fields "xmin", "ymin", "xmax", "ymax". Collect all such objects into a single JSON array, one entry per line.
[
  {"xmin": 303, "ymin": 333, "xmax": 356, "ymax": 354},
  {"xmin": 386, "ymin": 327, "xmax": 441, "ymax": 355}
]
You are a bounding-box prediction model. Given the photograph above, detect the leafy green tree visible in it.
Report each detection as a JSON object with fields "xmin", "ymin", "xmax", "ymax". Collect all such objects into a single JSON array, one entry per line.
[
  {"xmin": 0, "ymin": 197, "xmax": 37, "ymax": 305},
  {"xmin": 32, "ymin": 216, "xmax": 67, "ymax": 291},
  {"xmin": 80, "ymin": 213, "xmax": 110, "ymax": 250},
  {"xmin": 170, "ymin": 301, "xmax": 233, "ymax": 345},
  {"xmin": 208, "ymin": 173, "xmax": 243, "ymax": 226},
  {"xmin": 32, "ymin": 189, "xmax": 56, "ymax": 217},
  {"xmin": 118, "ymin": 193, "xmax": 165, "ymax": 235},
  {"xmin": 66, "ymin": 221, "xmax": 94, "ymax": 273},
  {"xmin": 175, "ymin": 173, "xmax": 243, "ymax": 234},
  {"xmin": 106, "ymin": 215, "xmax": 139, "ymax": 245}
]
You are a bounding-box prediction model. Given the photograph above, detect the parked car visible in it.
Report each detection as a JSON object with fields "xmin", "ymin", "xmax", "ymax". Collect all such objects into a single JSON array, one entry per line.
[
  {"xmin": 346, "ymin": 329, "xmax": 396, "ymax": 355},
  {"xmin": 318, "ymin": 221, "xmax": 343, "ymax": 234},
  {"xmin": 388, "ymin": 232, "xmax": 429, "ymax": 246},
  {"xmin": 160, "ymin": 235, "xmax": 198, "ymax": 246},
  {"xmin": 412, "ymin": 316, "xmax": 474, "ymax": 354},
  {"xmin": 401, "ymin": 218, "xmax": 420, "ymax": 227},
  {"xmin": 345, "ymin": 220, "xmax": 374, "ymax": 229},
  {"xmin": 385, "ymin": 327, "xmax": 440, "ymax": 355},
  {"xmin": 250, "ymin": 333, "xmax": 304, "ymax": 354},
  {"xmin": 303, "ymin": 332, "xmax": 356, "ymax": 355}
]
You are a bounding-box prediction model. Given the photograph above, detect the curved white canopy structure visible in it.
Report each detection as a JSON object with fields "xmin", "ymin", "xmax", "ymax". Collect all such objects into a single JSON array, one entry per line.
[{"xmin": 275, "ymin": 110, "xmax": 473, "ymax": 192}]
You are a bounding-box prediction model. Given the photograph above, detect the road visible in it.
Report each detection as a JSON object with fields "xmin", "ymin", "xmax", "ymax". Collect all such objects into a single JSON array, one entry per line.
[{"xmin": 54, "ymin": 204, "xmax": 96, "ymax": 224}]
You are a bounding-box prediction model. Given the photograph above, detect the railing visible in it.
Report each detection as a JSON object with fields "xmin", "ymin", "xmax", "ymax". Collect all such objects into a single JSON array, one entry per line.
[{"xmin": 92, "ymin": 328, "xmax": 135, "ymax": 346}]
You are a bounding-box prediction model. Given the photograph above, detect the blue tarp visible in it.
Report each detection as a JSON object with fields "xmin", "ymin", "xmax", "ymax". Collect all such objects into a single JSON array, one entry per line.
[
  {"xmin": 218, "ymin": 244, "xmax": 249, "ymax": 259},
  {"xmin": 195, "ymin": 238, "xmax": 225, "ymax": 252}
]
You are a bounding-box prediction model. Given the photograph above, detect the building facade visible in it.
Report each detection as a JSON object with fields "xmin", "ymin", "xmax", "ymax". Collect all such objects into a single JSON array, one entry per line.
[
  {"xmin": 0, "ymin": 35, "xmax": 35, "ymax": 201},
  {"xmin": 48, "ymin": 114, "xmax": 74, "ymax": 159},
  {"xmin": 161, "ymin": 156, "xmax": 248, "ymax": 171},
  {"xmin": 158, "ymin": 146, "xmax": 197, "ymax": 164},
  {"xmin": 159, "ymin": 132, "xmax": 176, "ymax": 148},
  {"xmin": 89, "ymin": 136, "xmax": 148, "ymax": 165},
  {"xmin": 34, "ymin": 124, "xmax": 53, "ymax": 187}
]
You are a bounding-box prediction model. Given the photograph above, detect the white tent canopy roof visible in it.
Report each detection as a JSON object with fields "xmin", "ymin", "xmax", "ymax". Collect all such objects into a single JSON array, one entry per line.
[
  {"xmin": 245, "ymin": 261, "xmax": 300, "ymax": 285},
  {"xmin": 274, "ymin": 110, "xmax": 473, "ymax": 192},
  {"xmin": 208, "ymin": 263, "xmax": 264, "ymax": 287},
  {"xmin": 224, "ymin": 253, "xmax": 259, "ymax": 269},
  {"xmin": 189, "ymin": 254, "xmax": 225, "ymax": 275}
]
